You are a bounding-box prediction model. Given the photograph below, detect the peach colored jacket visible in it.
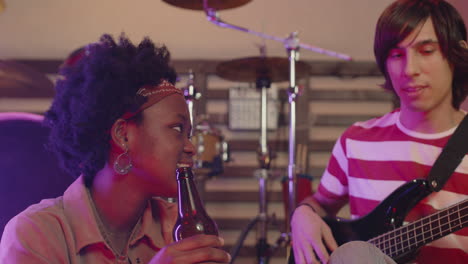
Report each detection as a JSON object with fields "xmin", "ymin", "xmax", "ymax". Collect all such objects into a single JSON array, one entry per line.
[{"xmin": 0, "ymin": 176, "xmax": 178, "ymax": 263}]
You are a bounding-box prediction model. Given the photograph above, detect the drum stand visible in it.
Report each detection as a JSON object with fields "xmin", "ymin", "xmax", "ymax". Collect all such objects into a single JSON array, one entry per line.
[
  {"xmin": 255, "ymin": 75, "xmax": 273, "ymax": 264},
  {"xmin": 162, "ymin": 1, "xmax": 350, "ymax": 262},
  {"xmin": 254, "ymin": 37, "xmax": 303, "ymax": 264},
  {"xmin": 182, "ymin": 70, "xmax": 208, "ymax": 200},
  {"xmin": 199, "ymin": 2, "xmax": 352, "ymax": 262},
  {"xmin": 183, "ymin": 69, "xmax": 200, "ymax": 126}
]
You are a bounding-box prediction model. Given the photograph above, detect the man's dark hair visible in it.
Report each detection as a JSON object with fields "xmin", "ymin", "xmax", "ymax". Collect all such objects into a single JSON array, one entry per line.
[
  {"xmin": 374, "ymin": 0, "xmax": 468, "ymax": 109},
  {"xmin": 44, "ymin": 34, "xmax": 177, "ymax": 186}
]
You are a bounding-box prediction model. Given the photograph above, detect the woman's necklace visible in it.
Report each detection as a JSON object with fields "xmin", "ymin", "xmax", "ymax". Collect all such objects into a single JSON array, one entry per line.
[{"xmin": 87, "ymin": 188, "xmax": 142, "ymax": 262}]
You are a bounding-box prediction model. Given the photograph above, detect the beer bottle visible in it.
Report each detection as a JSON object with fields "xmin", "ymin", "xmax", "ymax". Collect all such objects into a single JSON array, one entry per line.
[{"xmin": 173, "ymin": 166, "xmax": 219, "ymax": 241}]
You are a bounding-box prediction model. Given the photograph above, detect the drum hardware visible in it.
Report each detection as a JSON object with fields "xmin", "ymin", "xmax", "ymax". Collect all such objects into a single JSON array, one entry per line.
[
  {"xmin": 216, "ymin": 56, "xmax": 310, "ymax": 83},
  {"xmin": 181, "ymin": 70, "xmax": 206, "ymax": 200},
  {"xmin": 202, "ymin": 1, "xmax": 350, "ymax": 232},
  {"xmin": 281, "ymin": 143, "xmax": 313, "ymax": 231},
  {"xmin": 215, "ymin": 34, "xmax": 348, "ymax": 264},
  {"xmin": 181, "ymin": 70, "xmax": 230, "ymax": 201},
  {"xmin": 162, "ymin": 0, "xmax": 251, "ymax": 11},
  {"xmin": 183, "ymin": 69, "xmax": 202, "ymax": 126},
  {"xmin": 202, "ymin": 2, "xmax": 352, "ymax": 61},
  {"xmin": 214, "ymin": 54, "xmax": 307, "ymax": 263},
  {"xmin": 256, "ymin": 72, "xmax": 272, "ymax": 264},
  {"xmin": 164, "ymin": 1, "xmax": 352, "ymax": 263},
  {"xmin": 192, "ymin": 117, "xmax": 230, "ymax": 177}
]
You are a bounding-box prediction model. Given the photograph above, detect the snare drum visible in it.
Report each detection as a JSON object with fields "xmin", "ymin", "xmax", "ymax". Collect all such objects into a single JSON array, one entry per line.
[{"xmin": 191, "ymin": 120, "xmax": 229, "ymax": 177}]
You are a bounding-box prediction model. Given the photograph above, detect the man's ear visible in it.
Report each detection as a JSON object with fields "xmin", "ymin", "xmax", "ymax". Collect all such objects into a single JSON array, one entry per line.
[
  {"xmin": 460, "ymin": 40, "xmax": 468, "ymax": 49},
  {"xmin": 111, "ymin": 119, "xmax": 129, "ymax": 150}
]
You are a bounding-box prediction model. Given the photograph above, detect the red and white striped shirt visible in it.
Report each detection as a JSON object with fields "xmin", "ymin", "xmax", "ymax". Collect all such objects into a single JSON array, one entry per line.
[{"xmin": 316, "ymin": 109, "xmax": 467, "ymax": 263}]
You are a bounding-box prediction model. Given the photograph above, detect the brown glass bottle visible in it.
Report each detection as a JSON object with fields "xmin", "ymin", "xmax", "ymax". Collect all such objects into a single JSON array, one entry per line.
[{"xmin": 173, "ymin": 167, "xmax": 219, "ymax": 241}]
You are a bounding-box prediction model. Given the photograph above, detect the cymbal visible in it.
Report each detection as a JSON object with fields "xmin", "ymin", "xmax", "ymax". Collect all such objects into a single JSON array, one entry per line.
[
  {"xmin": 216, "ymin": 56, "xmax": 310, "ymax": 83},
  {"xmin": 0, "ymin": 60, "xmax": 55, "ymax": 97},
  {"xmin": 162, "ymin": 0, "xmax": 252, "ymax": 11}
]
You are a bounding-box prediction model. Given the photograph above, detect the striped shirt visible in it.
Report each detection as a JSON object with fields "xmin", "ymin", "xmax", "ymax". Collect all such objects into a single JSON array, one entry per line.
[{"xmin": 316, "ymin": 110, "xmax": 467, "ymax": 263}]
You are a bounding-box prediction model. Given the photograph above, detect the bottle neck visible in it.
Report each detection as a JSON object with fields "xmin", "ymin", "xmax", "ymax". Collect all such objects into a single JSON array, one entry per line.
[{"xmin": 176, "ymin": 168, "xmax": 205, "ymax": 215}]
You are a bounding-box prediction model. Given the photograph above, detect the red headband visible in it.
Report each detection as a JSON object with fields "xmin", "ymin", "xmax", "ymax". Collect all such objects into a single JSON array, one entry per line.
[{"xmin": 122, "ymin": 80, "xmax": 183, "ymax": 119}]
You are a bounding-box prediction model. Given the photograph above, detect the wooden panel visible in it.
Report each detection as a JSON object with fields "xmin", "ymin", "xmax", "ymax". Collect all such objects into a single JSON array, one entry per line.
[
  {"xmin": 221, "ymin": 165, "xmax": 324, "ymax": 180},
  {"xmin": 13, "ymin": 59, "xmax": 382, "ymax": 76},
  {"xmin": 228, "ymin": 139, "xmax": 335, "ymax": 152},
  {"xmin": 204, "ymin": 112, "xmax": 386, "ymax": 126},
  {"xmin": 205, "ymin": 191, "xmax": 284, "ymax": 203}
]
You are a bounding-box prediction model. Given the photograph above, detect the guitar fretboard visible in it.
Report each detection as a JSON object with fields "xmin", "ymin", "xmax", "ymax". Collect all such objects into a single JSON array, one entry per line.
[{"xmin": 368, "ymin": 199, "xmax": 468, "ymax": 259}]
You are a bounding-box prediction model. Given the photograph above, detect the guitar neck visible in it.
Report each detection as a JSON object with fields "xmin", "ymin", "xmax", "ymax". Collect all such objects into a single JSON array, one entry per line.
[{"xmin": 368, "ymin": 199, "xmax": 468, "ymax": 259}]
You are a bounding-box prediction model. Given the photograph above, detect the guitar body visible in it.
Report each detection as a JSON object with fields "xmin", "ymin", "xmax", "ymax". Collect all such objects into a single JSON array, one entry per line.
[{"xmin": 288, "ymin": 179, "xmax": 432, "ymax": 264}]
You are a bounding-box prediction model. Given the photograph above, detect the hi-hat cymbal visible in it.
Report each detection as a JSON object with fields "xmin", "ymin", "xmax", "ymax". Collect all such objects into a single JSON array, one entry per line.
[
  {"xmin": 216, "ymin": 56, "xmax": 310, "ymax": 83},
  {"xmin": 162, "ymin": 0, "xmax": 252, "ymax": 10}
]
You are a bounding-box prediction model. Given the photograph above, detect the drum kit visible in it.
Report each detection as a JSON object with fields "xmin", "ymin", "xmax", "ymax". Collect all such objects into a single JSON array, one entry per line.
[{"xmin": 164, "ymin": 0, "xmax": 351, "ymax": 263}]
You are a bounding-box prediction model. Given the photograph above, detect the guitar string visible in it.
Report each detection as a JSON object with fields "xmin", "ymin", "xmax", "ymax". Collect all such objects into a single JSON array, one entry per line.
[
  {"xmin": 369, "ymin": 201, "xmax": 466, "ymax": 246},
  {"xmin": 373, "ymin": 204, "xmax": 467, "ymax": 256},
  {"xmin": 381, "ymin": 216, "xmax": 467, "ymax": 257},
  {"xmin": 369, "ymin": 200, "xmax": 466, "ymax": 245},
  {"xmin": 368, "ymin": 201, "xmax": 467, "ymax": 256},
  {"xmin": 371, "ymin": 204, "xmax": 467, "ymax": 256},
  {"xmin": 375, "ymin": 212, "xmax": 467, "ymax": 257}
]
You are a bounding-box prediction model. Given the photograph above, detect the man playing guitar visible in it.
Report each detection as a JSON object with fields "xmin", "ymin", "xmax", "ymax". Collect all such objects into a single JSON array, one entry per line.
[{"xmin": 290, "ymin": 0, "xmax": 468, "ymax": 263}]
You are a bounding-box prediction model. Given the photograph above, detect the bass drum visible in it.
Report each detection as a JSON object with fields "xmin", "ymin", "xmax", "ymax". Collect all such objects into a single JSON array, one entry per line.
[{"xmin": 191, "ymin": 119, "xmax": 229, "ymax": 178}]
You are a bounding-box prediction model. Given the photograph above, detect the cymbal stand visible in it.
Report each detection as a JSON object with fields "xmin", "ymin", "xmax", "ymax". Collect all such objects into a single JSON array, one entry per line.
[
  {"xmin": 182, "ymin": 69, "xmax": 201, "ymax": 127},
  {"xmin": 285, "ymin": 32, "xmax": 300, "ymax": 235},
  {"xmin": 182, "ymin": 70, "xmax": 207, "ymax": 199},
  {"xmin": 202, "ymin": 0, "xmax": 352, "ymax": 61},
  {"xmin": 227, "ymin": 76, "xmax": 275, "ymax": 264},
  {"xmin": 201, "ymin": 0, "xmax": 352, "ymax": 261},
  {"xmin": 255, "ymin": 75, "xmax": 273, "ymax": 264}
]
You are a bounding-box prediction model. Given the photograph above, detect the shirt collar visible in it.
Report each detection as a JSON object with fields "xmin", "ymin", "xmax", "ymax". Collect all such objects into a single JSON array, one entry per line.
[
  {"xmin": 62, "ymin": 176, "xmax": 178, "ymax": 254},
  {"xmin": 130, "ymin": 198, "xmax": 178, "ymax": 249},
  {"xmin": 62, "ymin": 176, "xmax": 103, "ymax": 254}
]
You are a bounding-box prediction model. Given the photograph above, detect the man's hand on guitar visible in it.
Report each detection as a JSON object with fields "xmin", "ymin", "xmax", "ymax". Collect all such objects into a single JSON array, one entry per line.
[{"xmin": 291, "ymin": 204, "xmax": 338, "ymax": 264}]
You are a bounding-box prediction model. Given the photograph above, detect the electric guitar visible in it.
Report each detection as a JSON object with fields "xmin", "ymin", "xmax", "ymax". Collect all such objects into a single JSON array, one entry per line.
[{"xmin": 288, "ymin": 179, "xmax": 468, "ymax": 263}]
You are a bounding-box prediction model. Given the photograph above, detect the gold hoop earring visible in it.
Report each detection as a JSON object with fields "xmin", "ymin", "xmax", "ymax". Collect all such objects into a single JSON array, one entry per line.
[{"xmin": 114, "ymin": 149, "xmax": 132, "ymax": 175}]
